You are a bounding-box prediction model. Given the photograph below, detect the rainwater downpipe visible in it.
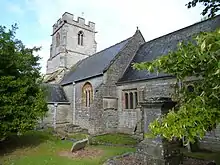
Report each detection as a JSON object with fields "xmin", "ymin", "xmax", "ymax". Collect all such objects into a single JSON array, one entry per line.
[
  {"xmin": 53, "ymin": 103, "xmax": 58, "ymax": 130},
  {"xmin": 72, "ymin": 82, "xmax": 76, "ymax": 124}
]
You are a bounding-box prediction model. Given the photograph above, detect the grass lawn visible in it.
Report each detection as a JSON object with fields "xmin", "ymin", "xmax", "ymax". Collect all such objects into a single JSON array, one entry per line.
[
  {"xmin": 0, "ymin": 131, "xmax": 136, "ymax": 165},
  {"xmin": 89, "ymin": 133, "xmax": 139, "ymax": 146}
]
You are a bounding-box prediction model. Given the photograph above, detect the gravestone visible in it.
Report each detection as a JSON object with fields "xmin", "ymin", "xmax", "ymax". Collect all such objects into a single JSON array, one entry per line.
[
  {"xmin": 136, "ymin": 97, "xmax": 182, "ymax": 165},
  {"xmin": 71, "ymin": 138, "xmax": 88, "ymax": 152}
]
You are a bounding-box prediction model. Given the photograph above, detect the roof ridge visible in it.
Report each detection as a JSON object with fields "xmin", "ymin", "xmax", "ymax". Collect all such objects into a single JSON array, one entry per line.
[
  {"xmin": 103, "ymin": 31, "xmax": 143, "ymax": 73},
  {"xmin": 118, "ymin": 15, "xmax": 220, "ymax": 84}
]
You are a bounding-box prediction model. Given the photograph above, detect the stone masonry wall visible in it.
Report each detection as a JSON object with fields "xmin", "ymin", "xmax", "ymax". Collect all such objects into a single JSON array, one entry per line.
[
  {"xmin": 142, "ymin": 79, "xmax": 177, "ymax": 100},
  {"xmin": 117, "ymin": 81, "xmax": 145, "ymax": 134},
  {"xmin": 103, "ymin": 110, "xmax": 119, "ymax": 133},
  {"xmin": 63, "ymin": 84, "xmax": 73, "ymax": 103},
  {"xmin": 46, "ymin": 12, "xmax": 97, "ymax": 74},
  {"xmin": 89, "ymin": 83, "xmax": 105, "ymax": 134},
  {"xmin": 42, "ymin": 104, "xmax": 54, "ymax": 126},
  {"xmin": 56, "ymin": 104, "xmax": 72, "ymax": 124},
  {"xmin": 105, "ymin": 30, "xmax": 145, "ymax": 88},
  {"xmin": 118, "ymin": 77, "xmax": 220, "ymax": 152},
  {"xmin": 42, "ymin": 103, "xmax": 71, "ymax": 127},
  {"xmin": 199, "ymin": 124, "xmax": 220, "ymax": 151},
  {"xmin": 117, "ymin": 78, "xmax": 177, "ymax": 134},
  {"xmin": 102, "ymin": 96, "xmax": 119, "ymax": 132},
  {"xmin": 74, "ymin": 76, "xmax": 103, "ymax": 130},
  {"xmin": 46, "ymin": 54, "xmax": 61, "ymax": 74},
  {"xmin": 88, "ymin": 31, "xmax": 145, "ymax": 134},
  {"xmin": 118, "ymin": 110, "xmax": 142, "ymax": 133},
  {"xmin": 63, "ymin": 84, "xmax": 74, "ymax": 123}
]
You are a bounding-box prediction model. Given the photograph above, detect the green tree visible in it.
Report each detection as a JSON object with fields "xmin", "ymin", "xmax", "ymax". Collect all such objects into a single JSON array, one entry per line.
[
  {"xmin": 133, "ymin": 29, "xmax": 220, "ymax": 144},
  {"xmin": 0, "ymin": 24, "xmax": 48, "ymax": 139},
  {"xmin": 186, "ymin": 0, "xmax": 220, "ymax": 18}
]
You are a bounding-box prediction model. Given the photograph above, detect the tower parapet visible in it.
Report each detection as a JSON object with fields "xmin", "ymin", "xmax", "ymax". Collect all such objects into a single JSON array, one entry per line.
[
  {"xmin": 46, "ymin": 12, "xmax": 97, "ymax": 80},
  {"xmin": 52, "ymin": 12, "xmax": 95, "ymax": 34}
]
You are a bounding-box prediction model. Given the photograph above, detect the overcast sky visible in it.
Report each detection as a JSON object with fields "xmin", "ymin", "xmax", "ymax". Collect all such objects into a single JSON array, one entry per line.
[{"xmin": 0, "ymin": 0, "xmax": 204, "ymax": 73}]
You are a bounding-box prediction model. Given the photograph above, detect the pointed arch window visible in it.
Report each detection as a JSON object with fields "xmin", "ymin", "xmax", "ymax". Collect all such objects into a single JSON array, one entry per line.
[
  {"xmin": 78, "ymin": 31, "xmax": 84, "ymax": 46},
  {"xmin": 82, "ymin": 82, "xmax": 93, "ymax": 107},
  {"xmin": 56, "ymin": 32, "xmax": 60, "ymax": 47}
]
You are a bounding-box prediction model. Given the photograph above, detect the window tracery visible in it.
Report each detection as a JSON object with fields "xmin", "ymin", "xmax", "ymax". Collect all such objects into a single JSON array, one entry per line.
[{"xmin": 82, "ymin": 82, "xmax": 93, "ymax": 107}]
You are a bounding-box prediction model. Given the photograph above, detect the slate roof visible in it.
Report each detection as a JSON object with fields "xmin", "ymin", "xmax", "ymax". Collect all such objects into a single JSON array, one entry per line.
[
  {"xmin": 118, "ymin": 15, "xmax": 220, "ymax": 83},
  {"xmin": 43, "ymin": 84, "xmax": 69, "ymax": 103},
  {"xmin": 43, "ymin": 68, "xmax": 64, "ymax": 83},
  {"xmin": 60, "ymin": 37, "xmax": 131, "ymax": 85}
]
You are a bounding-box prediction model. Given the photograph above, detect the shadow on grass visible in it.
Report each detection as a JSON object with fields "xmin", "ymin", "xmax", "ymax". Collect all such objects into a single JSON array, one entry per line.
[
  {"xmin": 0, "ymin": 130, "xmax": 53, "ymax": 156},
  {"xmin": 181, "ymin": 147, "xmax": 220, "ymax": 165}
]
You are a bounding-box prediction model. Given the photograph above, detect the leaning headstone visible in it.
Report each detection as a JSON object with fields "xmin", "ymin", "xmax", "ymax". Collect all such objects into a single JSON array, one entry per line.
[{"xmin": 71, "ymin": 138, "xmax": 88, "ymax": 152}]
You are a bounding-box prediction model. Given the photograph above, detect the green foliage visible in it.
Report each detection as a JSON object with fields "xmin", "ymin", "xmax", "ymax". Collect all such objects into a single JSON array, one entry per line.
[
  {"xmin": 186, "ymin": 0, "xmax": 220, "ymax": 18},
  {"xmin": 89, "ymin": 133, "xmax": 138, "ymax": 146},
  {"xmin": 133, "ymin": 29, "xmax": 220, "ymax": 143},
  {"xmin": 0, "ymin": 24, "xmax": 48, "ymax": 139}
]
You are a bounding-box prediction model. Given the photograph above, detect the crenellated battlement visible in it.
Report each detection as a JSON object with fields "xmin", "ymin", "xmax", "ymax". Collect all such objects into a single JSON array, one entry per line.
[{"xmin": 52, "ymin": 12, "xmax": 95, "ymax": 33}]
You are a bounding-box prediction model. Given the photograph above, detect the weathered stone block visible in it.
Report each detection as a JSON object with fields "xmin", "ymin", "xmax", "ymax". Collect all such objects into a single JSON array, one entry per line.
[
  {"xmin": 137, "ymin": 138, "xmax": 182, "ymax": 165},
  {"xmin": 136, "ymin": 97, "xmax": 181, "ymax": 165},
  {"xmin": 71, "ymin": 138, "xmax": 88, "ymax": 152},
  {"xmin": 103, "ymin": 97, "xmax": 118, "ymax": 110}
]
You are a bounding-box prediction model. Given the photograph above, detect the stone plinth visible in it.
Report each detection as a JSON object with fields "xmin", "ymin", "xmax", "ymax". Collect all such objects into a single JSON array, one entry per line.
[
  {"xmin": 137, "ymin": 97, "xmax": 182, "ymax": 165},
  {"xmin": 136, "ymin": 138, "xmax": 181, "ymax": 165}
]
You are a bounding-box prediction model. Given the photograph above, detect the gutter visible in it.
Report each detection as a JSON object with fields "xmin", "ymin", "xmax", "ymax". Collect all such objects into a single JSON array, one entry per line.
[
  {"xmin": 53, "ymin": 103, "xmax": 58, "ymax": 130},
  {"xmin": 116, "ymin": 75, "xmax": 175, "ymax": 86},
  {"xmin": 61, "ymin": 73, "xmax": 103, "ymax": 86},
  {"xmin": 47, "ymin": 102, "xmax": 70, "ymax": 105}
]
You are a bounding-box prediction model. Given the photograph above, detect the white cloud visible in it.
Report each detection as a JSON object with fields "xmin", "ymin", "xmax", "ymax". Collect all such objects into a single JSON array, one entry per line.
[{"xmin": 24, "ymin": 0, "xmax": 203, "ymax": 73}]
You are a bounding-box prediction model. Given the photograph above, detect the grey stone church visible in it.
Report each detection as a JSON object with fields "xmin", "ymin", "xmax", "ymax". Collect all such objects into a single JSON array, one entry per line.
[{"xmin": 43, "ymin": 12, "xmax": 220, "ymax": 151}]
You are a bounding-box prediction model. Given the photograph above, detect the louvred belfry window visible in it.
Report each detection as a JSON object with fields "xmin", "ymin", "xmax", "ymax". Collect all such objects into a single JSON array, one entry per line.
[{"xmin": 78, "ymin": 31, "xmax": 84, "ymax": 46}]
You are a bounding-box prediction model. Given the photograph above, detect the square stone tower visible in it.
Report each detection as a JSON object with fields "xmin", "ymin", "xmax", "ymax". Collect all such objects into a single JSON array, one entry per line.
[{"xmin": 45, "ymin": 12, "xmax": 97, "ymax": 82}]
